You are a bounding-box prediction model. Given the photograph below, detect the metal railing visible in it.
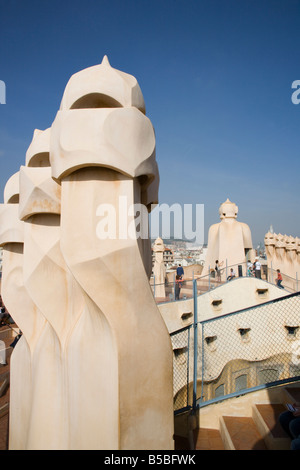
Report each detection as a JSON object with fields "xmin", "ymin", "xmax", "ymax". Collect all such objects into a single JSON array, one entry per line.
[
  {"xmin": 265, "ymin": 266, "xmax": 299, "ymax": 293},
  {"xmin": 171, "ymin": 281, "xmax": 300, "ymax": 414},
  {"xmin": 151, "ymin": 261, "xmax": 299, "ymax": 305}
]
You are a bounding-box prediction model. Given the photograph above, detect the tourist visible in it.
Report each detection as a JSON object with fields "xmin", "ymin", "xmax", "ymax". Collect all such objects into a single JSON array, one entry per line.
[
  {"xmin": 175, "ymin": 275, "xmax": 182, "ymax": 300},
  {"xmin": 255, "ymin": 259, "xmax": 261, "ymax": 278},
  {"xmin": 279, "ymin": 404, "xmax": 300, "ymax": 448},
  {"xmin": 276, "ymin": 269, "xmax": 284, "ymax": 288},
  {"xmin": 227, "ymin": 268, "xmax": 236, "ymax": 281},
  {"xmin": 247, "ymin": 260, "xmax": 253, "ymax": 276},
  {"xmin": 176, "ymin": 264, "xmax": 184, "ymax": 279},
  {"xmin": 215, "ymin": 260, "xmax": 221, "ymax": 282}
]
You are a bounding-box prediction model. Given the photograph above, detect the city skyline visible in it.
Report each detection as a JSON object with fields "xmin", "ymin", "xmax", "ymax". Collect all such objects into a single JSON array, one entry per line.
[{"xmin": 0, "ymin": 0, "xmax": 299, "ymax": 245}]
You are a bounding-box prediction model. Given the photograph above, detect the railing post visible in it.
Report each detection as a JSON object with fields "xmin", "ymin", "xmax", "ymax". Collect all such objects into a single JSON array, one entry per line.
[
  {"xmin": 153, "ymin": 275, "xmax": 155, "ymax": 297},
  {"xmin": 193, "ymin": 279, "xmax": 198, "ymax": 411},
  {"xmin": 174, "ymin": 273, "xmax": 176, "ymax": 300},
  {"xmin": 208, "ymin": 265, "xmax": 210, "ymax": 291},
  {"xmin": 200, "ymin": 321, "xmax": 204, "ymax": 405}
]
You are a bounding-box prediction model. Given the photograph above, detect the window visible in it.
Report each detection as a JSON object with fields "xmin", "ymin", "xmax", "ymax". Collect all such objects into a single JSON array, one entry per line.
[
  {"xmin": 211, "ymin": 299, "xmax": 222, "ymax": 307},
  {"xmin": 173, "ymin": 347, "xmax": 187, "ymax": 365},
  {"xmin": 235, "ymin": 374, "xmax": 248, "ymax": 393},
  {"xmin": 181, "ymin": 311, "xmax": 193, "ymax": 322},
  {"xmin": 285, "ymin": 326, "xmax": 299, "ymax": 339},
  {"xmin": 238, "ymin": 328, "xmax": 251, "ymax": 342},
  {"xmin": 215, "ymin": 384, "xmax": 225, "ymax": 398},
  {"xmin": 258, "ymin": 368, "xmax": 279, "ymax": 385},
  {"xmin": 205, "ymin": 335, "xmax": 217, "ymax": 352},
  {"xmin": 256, "ymin": 288, "xmax": 268, "ymax": 296}
]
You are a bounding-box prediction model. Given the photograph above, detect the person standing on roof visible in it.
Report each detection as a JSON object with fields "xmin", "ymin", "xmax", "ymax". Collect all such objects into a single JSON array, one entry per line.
[
  {"xmin": 176, "ymin": 264, "xmax": 184, "ymax": 280},
  {"xmin": 276, "ymin": 269, "xmax": 284, "ymax": 288},
  {"xmin": 255, "ymin": 259, "xmax": 261, "ymax": 279}
]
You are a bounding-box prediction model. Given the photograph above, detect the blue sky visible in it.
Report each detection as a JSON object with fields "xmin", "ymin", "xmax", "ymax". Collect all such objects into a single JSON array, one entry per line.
[{"xmin": 0, "ymin": 0, "xmax": 299, "ymax": 245}]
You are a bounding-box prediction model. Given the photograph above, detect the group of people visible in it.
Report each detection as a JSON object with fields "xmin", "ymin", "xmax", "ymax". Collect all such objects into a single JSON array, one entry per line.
[
  {"xmin": 174, "ymin": 258, "xmax": 284, "ymax": 301},
  {"xmin": 214, "ymin": 259, "xmax": 262, "ymax": 281},
  {"xmin": 246, "ymin": 259, "xmax": 262, "ymax": 278},
  {"xmin": 248, "ymin": 261, "xmax": 284, "ymax": 289}
]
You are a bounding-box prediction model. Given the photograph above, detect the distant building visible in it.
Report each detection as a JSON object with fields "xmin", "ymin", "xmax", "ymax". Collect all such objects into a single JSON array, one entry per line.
[{"xmin": 152, "ymin": 245, "xmax": 174, "ymax": 269}]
